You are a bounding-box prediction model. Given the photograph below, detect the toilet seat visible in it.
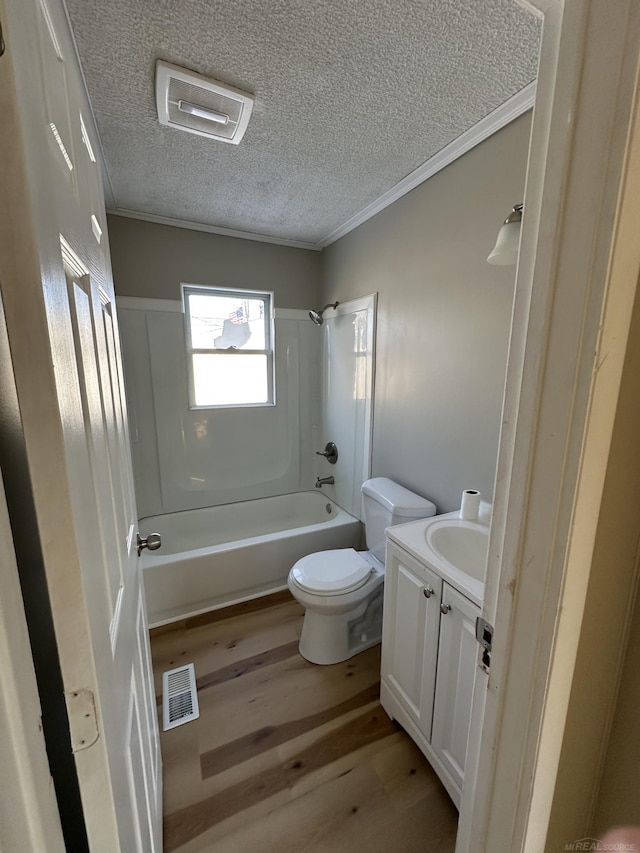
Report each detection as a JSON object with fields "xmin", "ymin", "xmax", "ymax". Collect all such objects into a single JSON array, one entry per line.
[{"xmin": 291, "ymin": 549, "xmax": 373, "ymax": 595}]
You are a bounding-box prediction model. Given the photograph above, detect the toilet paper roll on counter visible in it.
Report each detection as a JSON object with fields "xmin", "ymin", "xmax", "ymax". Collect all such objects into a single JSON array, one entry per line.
[{"xmin": 460, "ymin": 489, "xmax": 481, "ymax": 521}]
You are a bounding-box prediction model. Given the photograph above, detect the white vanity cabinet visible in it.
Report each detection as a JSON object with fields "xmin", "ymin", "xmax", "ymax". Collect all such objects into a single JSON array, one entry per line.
[
  {"xmin": 380, "ymin": 539, "xmax": 480, "ymax": 808},
  {"xmin": 430, "ymin": 582, "xmax": 480, "ymax": 794},
  {"xmin": 380, "ymin": 545, "xmax": 442, "ymax": 737}
]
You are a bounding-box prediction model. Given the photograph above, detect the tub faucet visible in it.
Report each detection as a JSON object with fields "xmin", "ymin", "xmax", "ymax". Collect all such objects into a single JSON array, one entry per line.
[{"xmin": 315, "ymin": 476, "xmax": 335, "ymax": 488}]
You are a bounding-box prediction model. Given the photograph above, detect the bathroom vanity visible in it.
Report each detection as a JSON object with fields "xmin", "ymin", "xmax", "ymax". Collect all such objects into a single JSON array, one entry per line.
[{"xmin": 380, "ymin": 510, "xmax": 488, "ymax": 808}]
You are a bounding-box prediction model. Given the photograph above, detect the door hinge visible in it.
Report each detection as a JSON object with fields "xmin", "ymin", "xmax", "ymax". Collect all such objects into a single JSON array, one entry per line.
[
  {"xmin": 65, "ymin": 688, "xmax": 100, "ymax": 752},
  {"xmin": 475, "ymin": 616, "xmax": 494, "ymax": 674}
]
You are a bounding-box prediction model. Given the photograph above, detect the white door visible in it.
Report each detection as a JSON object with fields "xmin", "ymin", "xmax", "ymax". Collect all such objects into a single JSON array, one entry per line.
[
  {"xmin": 431, "ymin": 583, "xmax": 479, "ymax": 792},
  {"xmin": 0, "ymin": 0, "xmax": 161, "ymax": 850}
]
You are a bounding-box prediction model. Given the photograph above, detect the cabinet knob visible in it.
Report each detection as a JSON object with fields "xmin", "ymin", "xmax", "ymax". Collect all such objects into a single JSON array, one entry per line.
[
  {"xmin": 423, "ymin": 586, "xmax": 434, "ymax": 599},
  {"xmin": 440, "ymin": 602, "xmax": 452, "ymax": 615}
]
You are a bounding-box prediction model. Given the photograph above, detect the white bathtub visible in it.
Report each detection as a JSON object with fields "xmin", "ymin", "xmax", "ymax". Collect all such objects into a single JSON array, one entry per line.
[{"xmin": 140, "ymin": 492, "xmax": 362, "ymax": 626}]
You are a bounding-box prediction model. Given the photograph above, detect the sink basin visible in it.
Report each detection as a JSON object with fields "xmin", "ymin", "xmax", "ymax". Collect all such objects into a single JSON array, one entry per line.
[{"xmin": 426, "ymin": 521, "xmax": 489, "ymax": 581}]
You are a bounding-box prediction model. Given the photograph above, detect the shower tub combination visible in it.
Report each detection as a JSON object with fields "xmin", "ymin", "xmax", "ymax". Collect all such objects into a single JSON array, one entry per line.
[{"xmin": 141, "ymin": 491, "xmax": 361, "ymax": 626}]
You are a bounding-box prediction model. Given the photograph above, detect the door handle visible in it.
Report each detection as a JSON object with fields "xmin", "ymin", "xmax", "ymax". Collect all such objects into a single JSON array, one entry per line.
[{"xmin": 137, "ymin": 532, "xmax": 161, "ymax": 556}]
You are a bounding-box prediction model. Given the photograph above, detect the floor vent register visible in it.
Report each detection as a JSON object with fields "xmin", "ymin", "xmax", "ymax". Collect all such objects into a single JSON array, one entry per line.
[{"xmin": 162, "ymin": 663, "xmax": 200, "ymax": 731}]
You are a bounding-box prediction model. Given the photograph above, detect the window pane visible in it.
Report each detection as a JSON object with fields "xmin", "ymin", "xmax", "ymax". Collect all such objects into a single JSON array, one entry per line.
[
  {"xmin": 192, "ymin": 353, "xmax": 269, "ymax": 406},
  {"xmin": 188, "ymin": 293, "xmax": 266, "ymax": 350}
]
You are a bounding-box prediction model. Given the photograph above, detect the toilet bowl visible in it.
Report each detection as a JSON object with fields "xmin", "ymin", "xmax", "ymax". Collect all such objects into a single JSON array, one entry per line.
[
  {"xmin": 288, "ymin": 478, "xmax": 436, "ymax": 665},
  {"xmin": 288, "ymin": 548, "xmax": 385, "ymax": 665}
]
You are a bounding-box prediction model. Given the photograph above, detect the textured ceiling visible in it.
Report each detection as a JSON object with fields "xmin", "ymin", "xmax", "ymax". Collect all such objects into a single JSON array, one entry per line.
[{"xmin": 64, "ymin": 0, "xmax": 540, "ymax": 246}]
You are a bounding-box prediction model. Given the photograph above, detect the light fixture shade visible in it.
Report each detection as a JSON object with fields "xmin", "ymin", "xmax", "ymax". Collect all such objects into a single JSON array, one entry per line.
[
  {"xmin": 487, "ymin": 204, "xmax": 523, "ymax": 265},
  {"xmin": 178, "ymin": 100, "xmax": 230, "ymax": 125}
]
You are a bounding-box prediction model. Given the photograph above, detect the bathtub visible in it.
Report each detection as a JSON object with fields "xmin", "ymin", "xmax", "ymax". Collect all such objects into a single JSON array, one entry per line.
[{"xmin": 140, "ymin": 491, "xmax": 362, "ymax": 626}]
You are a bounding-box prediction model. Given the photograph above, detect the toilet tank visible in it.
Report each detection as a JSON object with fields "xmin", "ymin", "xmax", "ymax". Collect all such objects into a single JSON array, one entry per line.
[{"xmin": 361, "ymin": 477, "xmax": 437, "ymax": 563}]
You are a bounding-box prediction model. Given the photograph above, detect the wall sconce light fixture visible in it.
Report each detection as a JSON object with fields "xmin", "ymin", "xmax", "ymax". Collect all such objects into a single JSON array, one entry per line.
[{"xmin": 487, "ymin": 203, "xmax": 523, "ymax": 265}]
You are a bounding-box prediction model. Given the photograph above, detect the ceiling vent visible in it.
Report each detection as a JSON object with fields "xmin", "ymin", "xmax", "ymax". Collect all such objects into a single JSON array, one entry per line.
[{"xmin": 155, "ymin": 60, "xmax": 254, "ymax": 145}]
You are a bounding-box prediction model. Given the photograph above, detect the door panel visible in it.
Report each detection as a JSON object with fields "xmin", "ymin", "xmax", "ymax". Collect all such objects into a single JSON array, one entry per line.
[
  {"xmin": 97, "ymin": 293, "xmax": 133, "ymax": 549},
  {"xmin": 381, "ymin": 545, "xmax": 442, "ymax": 733},
  {"xmin": 431, "ymin": 583, "xmax": 479, "ymax": 790},
  {"xmin": 62, "ymin": 241, "xmax": 161, "ymax": 849},
  {"xmin": 0, "ymin": 0, "xmax": 161, "ymax": 848},
  {"xmin": 134, "ymin": 596, "xmax": 162, "ymax": 851},
  {"xmin": 68, "ymin": 276, "xmax": 123, "ymax": 620}
]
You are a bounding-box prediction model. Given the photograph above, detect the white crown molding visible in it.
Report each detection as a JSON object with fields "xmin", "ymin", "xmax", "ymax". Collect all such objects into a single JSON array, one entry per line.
[
  {"xmin": 107, "ymin": 209, "xmax": 323, "ymax": 252},
  {"xmin": 318, "ymin": 81, "xmax": 537, "ymax": 247},
  {"xmin": 107, "ymin": 82, "xmax": 535, "ymax": 253}
]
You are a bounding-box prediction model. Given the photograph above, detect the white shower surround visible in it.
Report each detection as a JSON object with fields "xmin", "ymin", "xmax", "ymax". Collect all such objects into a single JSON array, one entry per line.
[
  {"xmin": 141, "ymin": 492, "xmax": 361, "ymax": 625},
  {"xmin": 118, "ymin": 299, "xmax": 321, "ymax": 516},
  {"xmin": 119, "ymin": 293, "xmax": 377, "ymax": 621},
  {"xmin": 118, "ymin": 294, "xmax": 376, "ymax": 519},
  {"xmin": 317, "ymin": 294, "xmax": 377, "ymax": 519}
]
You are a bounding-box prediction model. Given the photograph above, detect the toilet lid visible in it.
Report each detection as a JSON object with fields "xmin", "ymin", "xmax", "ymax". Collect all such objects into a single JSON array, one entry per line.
[{"xmin": 291, "ymin": 549, "xmax": 373, "ymax": 594}]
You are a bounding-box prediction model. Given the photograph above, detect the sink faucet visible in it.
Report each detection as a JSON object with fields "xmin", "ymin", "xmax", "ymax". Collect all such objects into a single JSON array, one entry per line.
[{"xmin": 315, "ymin": 476, "xmax": 335, "ymax": 488}]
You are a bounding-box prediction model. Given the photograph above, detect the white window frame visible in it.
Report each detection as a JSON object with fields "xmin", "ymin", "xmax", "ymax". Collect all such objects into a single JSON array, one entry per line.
[{"xmin": 181, "ymin": 283, "xmax": 275, "ymax": 409}]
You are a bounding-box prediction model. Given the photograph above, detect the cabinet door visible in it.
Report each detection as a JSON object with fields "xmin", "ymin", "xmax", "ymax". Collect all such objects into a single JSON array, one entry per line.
[
  {"xmin": 381, "ymin": 544, "xmax": 442, "ymax": 735},
  {"xmin": 431, "ymin": 583, "xmax": 480, "ymax": 792}
]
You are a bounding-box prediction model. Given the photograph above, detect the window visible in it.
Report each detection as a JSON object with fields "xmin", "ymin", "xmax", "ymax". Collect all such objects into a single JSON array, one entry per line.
[{"xmin": 182, "ymin": 285, "xmax": 275, "ymax": 408}]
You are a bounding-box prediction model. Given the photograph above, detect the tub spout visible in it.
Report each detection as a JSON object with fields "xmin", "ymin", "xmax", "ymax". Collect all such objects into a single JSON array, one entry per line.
[{"xmin": 315, "ymin": 476, "xmax": 335, "ymax": 488}]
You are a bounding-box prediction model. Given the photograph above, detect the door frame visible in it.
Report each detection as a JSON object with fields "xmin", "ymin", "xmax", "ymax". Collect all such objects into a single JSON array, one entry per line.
[
  {"xmin": 458, "ymin": 1, "xmax": 640, "ymax": 849},
  {"xmin": 0, "ymin": 465, "xmax": 66, "ymax": 852},
  {"xmin": 2, "ymin": 0, "xmax": 640, "ymax": 847}
]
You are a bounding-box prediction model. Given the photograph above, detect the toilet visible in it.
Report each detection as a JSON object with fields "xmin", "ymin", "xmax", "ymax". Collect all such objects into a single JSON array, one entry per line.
[{"xmin": 288, "ymin": 477, "xmax": 436, "ymax": 664}]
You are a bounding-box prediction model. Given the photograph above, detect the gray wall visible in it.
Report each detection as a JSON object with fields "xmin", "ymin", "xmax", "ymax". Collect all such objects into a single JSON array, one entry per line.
[
  {"xmin": 107, "ymin": 215, "xmax": 323, "ymax": 308},
  {"xmin": 322, "ymin": 112, "xmax": 532, "ymax": 512},
  {"xmin": 109, "ymin": 113, "xmax": 531, "ymax": 515}
]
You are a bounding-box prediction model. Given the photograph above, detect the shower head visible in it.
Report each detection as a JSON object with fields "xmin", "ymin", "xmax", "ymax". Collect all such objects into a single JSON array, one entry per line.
[{"xmin": 309, "ymin": 302, "xmax": 339, "ymax": 325}]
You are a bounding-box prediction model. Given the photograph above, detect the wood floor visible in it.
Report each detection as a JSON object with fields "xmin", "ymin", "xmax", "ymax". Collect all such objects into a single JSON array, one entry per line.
[{"xmin": 150, "ymin": 591, "xmax": 458, "ymax": 853}]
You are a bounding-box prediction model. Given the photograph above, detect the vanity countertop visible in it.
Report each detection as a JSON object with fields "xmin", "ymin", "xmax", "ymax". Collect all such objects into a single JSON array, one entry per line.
[{"xmin": 385, "ymin": 505, "xmax": 491, "ymax": 607}]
